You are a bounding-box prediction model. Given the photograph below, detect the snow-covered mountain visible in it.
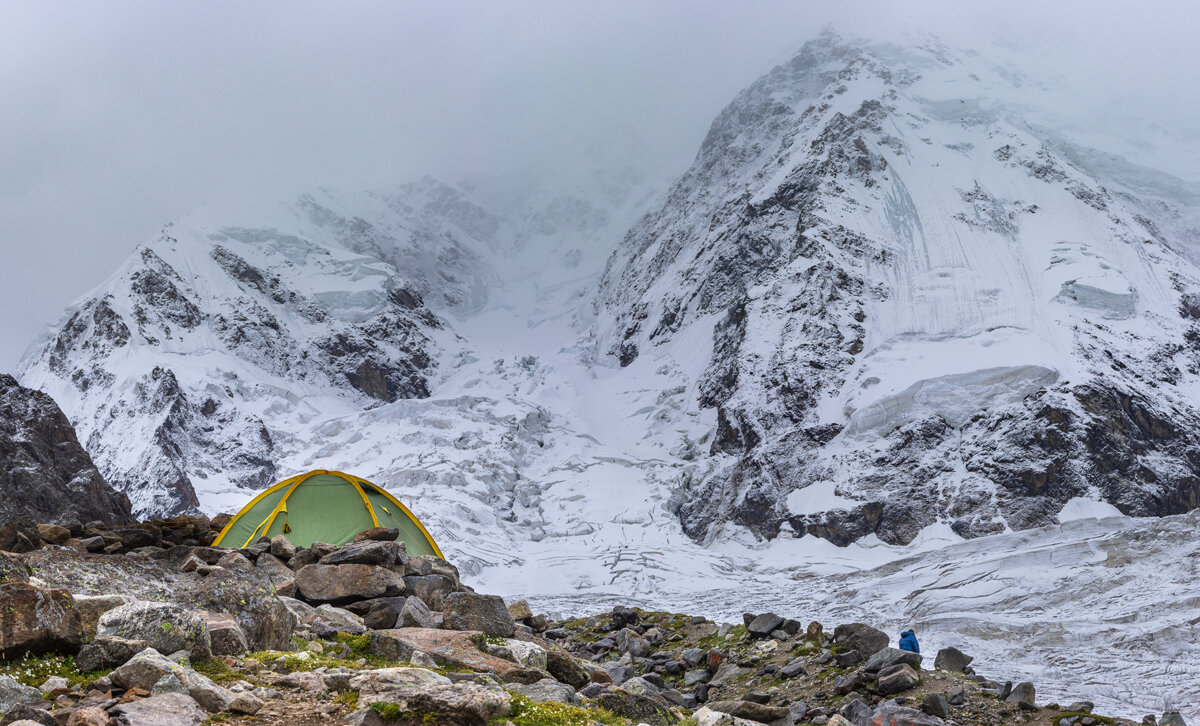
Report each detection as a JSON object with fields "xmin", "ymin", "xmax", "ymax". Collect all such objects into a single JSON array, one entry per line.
[
  {"xmin": 598, "ymin": 31, "xmax": 1200, "ymax": 546},
  {"xmin": 15, "ymin": 33, "xmax": 1200, "ymax": 720}
]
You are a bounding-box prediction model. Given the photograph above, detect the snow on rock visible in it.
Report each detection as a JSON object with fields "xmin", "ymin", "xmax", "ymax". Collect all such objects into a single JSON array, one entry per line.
[{"xmin": 596, "ymin": 30, "xmax": 1200, "ymax": 547}]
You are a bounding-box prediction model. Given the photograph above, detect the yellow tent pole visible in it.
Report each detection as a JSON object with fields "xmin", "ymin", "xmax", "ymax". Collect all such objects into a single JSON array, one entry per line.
[
  {"xmin": 212, "ymin": 472, "xmax": 307, "ymax": 547},
  {"xmin": 243, "ymin": 478, "xmax": 305, "ymax": 547},
  {"xmin": 350, "ymin": 480, "xmax": 381, "ymax": 528}
]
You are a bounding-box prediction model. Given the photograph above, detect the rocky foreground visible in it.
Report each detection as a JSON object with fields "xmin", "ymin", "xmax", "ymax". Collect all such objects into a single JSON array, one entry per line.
[{"xmin": 0, "ymin": 517, "xmax": 1188, "ymax": 726}]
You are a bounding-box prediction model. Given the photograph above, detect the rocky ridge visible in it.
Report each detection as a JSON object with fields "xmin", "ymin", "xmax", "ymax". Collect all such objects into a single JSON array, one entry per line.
[
  {"xmin": 0, "ymin": 521, "xmax": 1187, "ymax": 726},
  {"xmin": 0, "ymin": 375, "xmax": 131, "ymax": 530}
]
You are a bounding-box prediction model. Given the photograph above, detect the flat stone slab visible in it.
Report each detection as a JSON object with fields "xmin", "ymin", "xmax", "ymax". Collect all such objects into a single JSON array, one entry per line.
[{"xmin": 369, "ymin": 628, "xmax": 516, "ymax": 673}]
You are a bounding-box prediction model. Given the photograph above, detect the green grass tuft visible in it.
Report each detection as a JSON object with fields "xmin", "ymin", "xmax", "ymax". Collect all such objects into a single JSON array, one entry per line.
[
  {"xmin": 1054, "ymin": 714, "xmax": 1114, "ymax": 725},
  {"xmin": 0, "ymin": 653, "xmax": 110, "ymax": 688}
]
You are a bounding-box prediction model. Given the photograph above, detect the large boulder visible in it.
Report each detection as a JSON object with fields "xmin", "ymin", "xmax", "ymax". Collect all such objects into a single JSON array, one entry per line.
[
  {"xmin": 0, "ymin": 583, "xmax": 83, "ymax": 657},
  {"xmin": 876, "ymin": 664, "xmax": 921, "ymax": 695},
  {"xmin": 403, "ymin": 574, "xmax": 457, "ymax": 611},
  {"xmin": 442, "ymin": 592, "xmax": 516, "ymax": 637},
  {"xmin": 507, "ymin": 678, "xmax": 579, "ymax": 705},
  {"xmin": 707, "ymin": 700, "xmax": 792, "ymax": 724},
  {"xmin": 110, "ymin": 692, "xmax": 207, "ymax": 726},
  {"xmin": 1005, "ymin": 682, "xmax": 1036, "ymax": 707},
  {"xmin": 319, "ymin": 540, "xmax": 407, "ymax": 569},
  {"xmin": 398, "ymin": 597, "xmax": 437, "ymax": 629},
  {"xmin": 183, "ymin": 566, "xmax": 296, "ymax": 651},
  {"xmin": 594, "ymin": 688, "xmax": 678, "ymax": 726},
  {"xmin": 111, "ymin": 648, "xmax": 179, "ymax": 690},
  {"xmin": 369, "ymin": 628, "xmax": 516, "ymax": 673},
  {"xmin": 833, "ymin": 623, "xmax": 889, "ymax": 659},
  {"xmin": 349, "ymin": 666, "xmax": 450, "ymax": 705},
  {"xmin": 295, "ymin": 564, "xmax": 404, "ymax": 604},
  {"xmin": 362, "ymin": 682, "xmax": 510, "ymax": 726},
  {"xmin": 73, "ymin": 594, "xmax": 133, "ymax": 639},
  {"xmin": 746, "ymin": 613, "xmax": 784, "ymax": 639},
  {"xmin": 863, "ymin": 647, "xmax": 922, "ymax": 674},
  {"xmin": 871, "ymin": 699, "xmax": 948, "ymax": 726},
  {"xmin": 543, "ymin": 645, "xmax": 590, "ymax": 689},
  {"xmin": 203, "ymin": 612, "xmax": 248, "ymax": 656},
  {"xmin": 0, "ymin": 675, "xmax": 41, "ymax": 714},
  {"xmin": 97, "ymin": 602, "xmax": 211, "ymax": 659},
  {"xmin": 933, "ymin": 646, "xmax": 972, "ymax": 672},
  {"xmin": 76, "ymin": 636, "xmax": 150, "ymax": 672}
]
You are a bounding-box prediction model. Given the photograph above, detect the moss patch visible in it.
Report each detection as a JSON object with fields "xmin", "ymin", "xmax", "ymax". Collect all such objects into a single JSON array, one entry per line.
[{"xmin": 502, "ymin": 693, "xmax": 630, "ymax": 726}]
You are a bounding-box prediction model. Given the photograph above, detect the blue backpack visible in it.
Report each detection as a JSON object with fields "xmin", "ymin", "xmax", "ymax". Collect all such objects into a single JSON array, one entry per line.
[{"xmin": 899, "ymin": 630, "xmax": 920, "ymax": 653}]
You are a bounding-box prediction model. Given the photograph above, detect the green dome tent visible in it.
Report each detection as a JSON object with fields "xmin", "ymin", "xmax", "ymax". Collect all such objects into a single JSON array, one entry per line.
[{"xmin": 212, "ymin": 470, "xmax": 443, "ymax": 556}]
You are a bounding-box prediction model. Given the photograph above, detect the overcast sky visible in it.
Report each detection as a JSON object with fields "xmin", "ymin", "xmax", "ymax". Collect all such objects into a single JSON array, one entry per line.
[{"xmin": 3, "ymin": 0, "xmax": 1199, "ymax": 371}]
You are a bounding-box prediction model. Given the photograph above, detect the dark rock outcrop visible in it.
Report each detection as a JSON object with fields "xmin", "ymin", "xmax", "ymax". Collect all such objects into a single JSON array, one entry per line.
[{"xmin": 0, "ymin": 375, "xmax": 132, "ymax": 526}]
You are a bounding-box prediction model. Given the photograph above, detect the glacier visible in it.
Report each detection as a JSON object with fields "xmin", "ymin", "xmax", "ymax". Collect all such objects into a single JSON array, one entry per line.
[{"xmin": 15, "ymin": 33, "xmax": 1200, "ymax": 721}]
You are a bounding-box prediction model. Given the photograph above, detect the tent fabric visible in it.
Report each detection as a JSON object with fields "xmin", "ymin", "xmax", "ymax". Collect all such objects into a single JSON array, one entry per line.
[{"xmin": 212, "ymin": 470, "xmax": 443, "ymax": 557}]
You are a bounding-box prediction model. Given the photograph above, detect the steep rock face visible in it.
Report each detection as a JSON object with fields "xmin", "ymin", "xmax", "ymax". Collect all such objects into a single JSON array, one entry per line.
[
  {"xmin": 0, "ymin": 374, "xmax": 132, "ymax": 525},
  {"xmin": 598, "ymin": 32, "xmax": 1200, "ymax": 544}
]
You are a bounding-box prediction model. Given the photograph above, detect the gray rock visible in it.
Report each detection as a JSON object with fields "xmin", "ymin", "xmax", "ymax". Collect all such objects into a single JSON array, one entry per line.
[
  {"xmin": 747, "ymin": 613, "xmax": 784, "ymax": 638},
  {"xmin": 152, "ymin": 673, "xmax": 190, "ymax": 696},
  {"xmin": 682, "ymin": 647, "xmax": 704, "ymax": 666},
  {"xmin": 398, "ymin": 596, "xmax": 438, "ymax": 629},
  {"xmin": 841, "ymin": 699, "xmax": 875, "ymax": 726},
  {"xmin": 706, "ymin": 699, "xmax": 792, "ymax": 724},
  {"xmin": 403, "ymin": 574, "xmax": 457, "ymax": 611},
  {"xmin": 229, "ymin": 692, "xmax": 264, "ymax": 714},
  {"xmin": 833, "ymin": 623, "xmax": 889, "ymax": 658},
  {"xmin": 38, "ymin": 675, "xmax": 68, "ymax": 693},
  {"xmin": 214, "ymin": 551, "xmax": 254, "ymax": 571},
  {"xmin": 780, "ymin": 658, "xmax": 807, "ymax": 678},
  {"xmin": 203, "ymin": 612, "xmax": 249, "ymax": 656},
  {"xmin": 110, "ymin": 692, "xmax": 207, "ymax": 726},
  {"xmin": 684, "ymin": 668, "xmax": 710, "ymax": 687},
  {"xmin": 1160, "ymin": 712, "xmax": 1187, "ymax": 726},
  {"xmin": 619, "ymin": 676, "xmax": 661, "ymax": 697},
  {"xmin": 1066, "ymin": 702, "xmax": 1094, "ymax": 713},
  {"xmin": 863, "ymin": 647, "xmax": 922, "ymax": 674},
  {"xmin": 876, "ymin": 664, "xmax": 921, "ymax": 695},
  {"xmin": 173, "ymin": 665, "xmax": 235, "ymax": 712},
  {"xmin": 111, "ymin": 648, "xmax": 178, "ymax": 690},
  {"xmin": 870, "ymin": 700, "xmax": 947, "ymax": 726},
  {"xmin": 319, "ymin": 540, "xmax": 408, "ymax": 569},
  {"xmin": 0, "ymin": 583, "xmax": 84, "ymax": 658},
  {"xmin": 315, "ymin": 604, "xmax": 367, "ymax": 634},
  {"xmin": 287, "ymin": 549, "xmax": 320, "ymax": 571},
  {"xmin": 2, "ymin": 704, "xmax": 56, "ymax": 726},
  {"xmin": 933, "ymin": 646, "xmax": 973, "ymax": 672},
  {"xmin": 921, "ymin": 694, "xmax": 950, "ymax": 718},
  {"xmin": 295, "ymin": 564, "xmax": 404, "ymax": 604},
  {"xmin": 97, "ymin": 601, "xmax": 211, "ymax": 659},
  {"xmin": 945, "ymin": 685, "xmax": 966, "ymax": 705},
  {"xmin": 613, "ymin": 627, "xmax": 650, "ymax": 657},
  {"xmin": 789, "ymin": 701, "xmax": 809, "ymax": 723},
  {"xmin": 269, "ymin": 534, "xmax": 296, "ymax": 560},
  {"xmin": 356, "ymin": 682, "xmax": 510, "ymax": 726},
  {"xmin": 442, "ymin": 592, "xmax": 516, "ymax": 637},
  {"xmin": 507, "ymin": 677, "xmax": 579, "ymax": 705},
  {"xmin": 0, "ymin": 675, "xmax": 41, "ymax": 714},
  {"xmin": 76, "ymin": 635, "xmax": 149, "ymax": 672},
  {"xmin": 1005, "ymin": 681, "xmax": 1036, "ymax": 707},
  {"xmin": 73, "ymin": 594, "xmax": 134, "ymax": 639}
]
